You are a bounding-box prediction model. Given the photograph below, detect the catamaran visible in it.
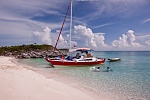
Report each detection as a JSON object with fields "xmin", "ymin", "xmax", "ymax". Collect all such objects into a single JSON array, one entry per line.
[{"xmin": 45, "ymin": 0, "xmax": 105, "ymax": 66}]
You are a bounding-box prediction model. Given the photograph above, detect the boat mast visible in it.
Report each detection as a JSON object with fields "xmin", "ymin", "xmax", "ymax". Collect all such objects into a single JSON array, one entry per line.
[{"xmin": 69, "ymin": 0, "xmax": 72, "ymax": 50}]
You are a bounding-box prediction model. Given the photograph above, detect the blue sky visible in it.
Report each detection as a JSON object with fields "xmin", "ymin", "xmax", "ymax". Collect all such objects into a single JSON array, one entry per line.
[{"xmin": 0, "ymin": 0, "xmax": 150, "ymax": 51}]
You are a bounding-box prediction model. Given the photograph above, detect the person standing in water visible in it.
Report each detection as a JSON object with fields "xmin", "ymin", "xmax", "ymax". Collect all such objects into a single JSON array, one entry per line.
[{"xmin": 107, "ymin": 67, "xmax": 111, "ymax": 72}]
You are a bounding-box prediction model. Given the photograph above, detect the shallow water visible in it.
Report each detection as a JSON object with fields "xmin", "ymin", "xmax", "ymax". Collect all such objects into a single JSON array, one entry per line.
[{"xmin": 19, "ymin": 51, "xmax": 150, "ymax": 100}]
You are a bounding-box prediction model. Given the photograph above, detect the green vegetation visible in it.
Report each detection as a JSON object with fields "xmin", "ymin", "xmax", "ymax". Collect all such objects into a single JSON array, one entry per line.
[{"xmin": 0, "ymin": 44, "xmax": 53, "ymax": 56}]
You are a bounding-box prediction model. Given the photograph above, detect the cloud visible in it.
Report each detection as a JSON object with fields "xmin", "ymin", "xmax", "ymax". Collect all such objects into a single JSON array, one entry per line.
[
  {"xmin": 141, "ymin": 18, "xmax": 150, "ymax": 24},
  {"xmin": 32, "ymin": 25, "xmax": 110, "ymax": 50},
  {"xmin": 29, "ymin": 26, "xmax": 150, "ymax": 51},
  {"xmin": 81, "ymin": 0, "xmax": 150, "ymax": 22},
  {"xmin": 32, "ymin": 27, "xmax": 69, "ymax": 49},
  {"xmin": 74, "ymin": 25, "xmax": 96, "ymax": 47},
  {"xmin": 73, "ymin": 26, "xmax": 150, "ymax": 50},
  {"xmin": 0, "ymin": 0, "xmax": 69, "ymax": 32},
  {"xmin": 145, "ymin": 40, "xmax": 150, "ymax": 45},
  {"xmin": 0, "ymin": 0, "xmax": 70, "ymax": 46},
  {"xmin": 112, "ymin": 30, "xmax": 146, "ymax": 50},
  {"xmin": 0, "ymin": 0, "xmax": 149, "ymax": 51},
  {"xmin": 135, "ymin": 35, "xmax": 150, "ymax": 46},
  {"xmin": 56, "ymin": 34, "xmax": 68, "ymax": 49},
  {"xmin": 93, "ymin": 23, "xmax": 114, "ymax": 29},
  {"xmin": 33, "ymin": 27, "xmax": 52, "ymax": 45},
  {"xmin": 74, "ymin": 25, "xmax": 110, "ymax": 50},
  {"xmin": 94, "ymin": 33, "xmax": 110, "ymax": 48}
]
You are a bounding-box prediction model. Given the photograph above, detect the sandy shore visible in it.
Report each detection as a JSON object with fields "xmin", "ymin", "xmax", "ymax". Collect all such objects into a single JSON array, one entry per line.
[{"xmin": 0, "ymin": 56, "xmax": 103, "ymax": 100}]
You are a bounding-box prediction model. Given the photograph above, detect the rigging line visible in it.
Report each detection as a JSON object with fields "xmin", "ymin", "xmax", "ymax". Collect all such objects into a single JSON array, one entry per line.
[{"xmin": 53, "ymin": 2, "xmax": 71, "ymax": 51}]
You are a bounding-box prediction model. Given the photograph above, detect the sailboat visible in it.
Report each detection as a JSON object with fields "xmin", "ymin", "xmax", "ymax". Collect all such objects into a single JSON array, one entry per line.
[{"xmin": 45, "ymin": 0, "xmax": 105, "ymax": 66}]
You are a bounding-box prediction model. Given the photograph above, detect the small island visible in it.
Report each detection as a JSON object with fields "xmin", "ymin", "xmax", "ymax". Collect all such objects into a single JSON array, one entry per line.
[{"xmin": 0, "ymin": 44, "xmax": 68, "ymax": 59}]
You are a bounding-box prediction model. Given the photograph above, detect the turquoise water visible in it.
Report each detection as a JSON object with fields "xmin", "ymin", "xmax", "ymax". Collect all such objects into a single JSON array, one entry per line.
[{"xmin": 19, "ymin": 51, "xmax": 150, "ymax": 100}]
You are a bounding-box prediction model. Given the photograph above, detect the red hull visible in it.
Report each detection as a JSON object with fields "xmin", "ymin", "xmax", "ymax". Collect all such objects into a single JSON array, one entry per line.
[{"xmin": 45, "ymin": 58, "xmax": 105, "ymax": 66}]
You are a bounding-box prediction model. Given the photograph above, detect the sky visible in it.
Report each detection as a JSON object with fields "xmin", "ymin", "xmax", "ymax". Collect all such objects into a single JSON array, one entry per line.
[{"xmin": 0, "ymin": 0, "xmax": 150, "ymax": 51}]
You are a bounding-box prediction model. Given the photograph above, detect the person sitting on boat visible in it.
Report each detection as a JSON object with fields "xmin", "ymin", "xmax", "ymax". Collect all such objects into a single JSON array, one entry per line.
[
  {"xmin": 80, "ymin": 55, "xmax": 84, "ymax": 60},
  {"xmin": 86, "ymin": 51, "xmax": 92, "ymax": 58},
  {"xmin": 76, "ymin": 53, "xmax": 80, "ymax": 59},
  {"xmin": 66, "ymin": 56, "xmax": 72, "ymax": 60}
]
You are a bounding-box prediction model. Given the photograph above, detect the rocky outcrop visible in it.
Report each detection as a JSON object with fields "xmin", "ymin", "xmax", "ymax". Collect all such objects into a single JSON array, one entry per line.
[
  {"xmin": 0, "ymin": 44, "xmax": 69, "ymax": 59},
  {"xmin": 10, "ymin": 50, "xmax": 68, "ymax": 59}
]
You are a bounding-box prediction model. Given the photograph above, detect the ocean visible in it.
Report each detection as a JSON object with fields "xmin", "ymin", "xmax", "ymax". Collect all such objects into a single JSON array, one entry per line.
[{"xmin": 19, "ymin": 51, "xmax": 150, "ymax": 100}]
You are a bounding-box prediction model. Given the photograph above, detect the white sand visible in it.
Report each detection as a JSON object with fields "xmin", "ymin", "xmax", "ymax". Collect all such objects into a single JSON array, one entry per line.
[{"xmin": 0, "ymin": 56, "xmax": 103, "ymax": 100}]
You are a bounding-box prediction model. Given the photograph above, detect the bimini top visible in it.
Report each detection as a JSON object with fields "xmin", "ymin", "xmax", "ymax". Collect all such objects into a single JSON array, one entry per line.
[
  {"xmin": 76, "ymin": 48, "xmax": 94, "ymax": 52},
  {"xmin": 69, "ymin": 48, "xmax": 94, "ymax": 53}
]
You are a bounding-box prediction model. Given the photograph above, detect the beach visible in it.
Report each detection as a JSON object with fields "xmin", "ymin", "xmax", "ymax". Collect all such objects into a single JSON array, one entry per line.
[
  {"xmin": 0, "ymin": 56, "xmax": 102, "ymax": 100},
  {"xmin": 1, "ymin": 51, "xmax": 149, "ymax": 100},
  {"xmin": 18, "ymin": 51, "xmax": 150, "ymax": 100}
]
